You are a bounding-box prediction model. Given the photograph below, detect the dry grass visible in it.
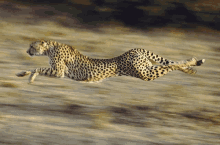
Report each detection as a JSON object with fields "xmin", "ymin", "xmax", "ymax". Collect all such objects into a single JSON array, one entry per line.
[{"xmin": 0, "ymin": 7, "xmax": 219, "ymax": 144}]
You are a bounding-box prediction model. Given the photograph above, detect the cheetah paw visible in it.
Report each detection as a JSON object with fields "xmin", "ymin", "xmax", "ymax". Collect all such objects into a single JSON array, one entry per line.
[
  {"xmin": 185, "ymin": 67, "xmax": 197, "ymax": 75},
  {"xmin": 16, "ymin": 71, "xmax": 31, "ymax": 77},
  {"xmin": 179, "ymin": 66, "xmax": 197, "ymax": 75}
]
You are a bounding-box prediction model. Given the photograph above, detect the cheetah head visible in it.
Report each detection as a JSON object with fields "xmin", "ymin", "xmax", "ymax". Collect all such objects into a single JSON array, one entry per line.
[{"xmin": 27, "ymin": 40, "xmax": 49, "ymax": 56}]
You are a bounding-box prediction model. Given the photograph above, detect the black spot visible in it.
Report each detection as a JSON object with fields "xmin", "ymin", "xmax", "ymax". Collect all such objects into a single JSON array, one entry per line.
[
  {"xmin": 150, "ymin": 75, "xmax": 152, "ymax": 77},
  {"xmin": 50, "ymin": 70, "xmax": 53, "ymax": 76},
  {"xmin": 45, "ymin": 69, "xmax": 49, "ymax": 75},
  {"xmin": 152, "ymin": 56, "xmax": 155, "ymax": 59},
  {"xmin": 166, "ymin": 60, "xmax": 169, "ymax": 64}
]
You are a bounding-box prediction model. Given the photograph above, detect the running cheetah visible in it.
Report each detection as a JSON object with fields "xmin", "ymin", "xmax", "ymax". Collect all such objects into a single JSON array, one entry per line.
[{"xmin": 16, "ymin": 40, "xmax": 205, "ymax": 83}]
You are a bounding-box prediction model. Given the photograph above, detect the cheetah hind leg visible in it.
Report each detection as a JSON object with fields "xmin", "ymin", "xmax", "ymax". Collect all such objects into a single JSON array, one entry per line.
[{"xmin": 16, "ymin": 71, "xmax": 32, "ymax": 77}]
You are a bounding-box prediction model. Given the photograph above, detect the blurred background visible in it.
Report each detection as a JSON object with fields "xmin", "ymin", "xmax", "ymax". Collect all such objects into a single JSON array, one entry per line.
[
  {"xmin": 0, "ymin": 0, "xmax": 220, "ymax": 144},
  {"xmin": 1, "ymin": 0, "xmax": 220, "ymax": 30}
]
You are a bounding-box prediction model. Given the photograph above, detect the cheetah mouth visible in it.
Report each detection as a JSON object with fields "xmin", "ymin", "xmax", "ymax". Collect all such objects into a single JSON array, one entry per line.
[
  {"xmin": 27, "ymin": 52, "xmax": 34, "ymax": 56},
  {"xmin": 26, "ymin": 50, "xmax": 34, "ymax": 56}
]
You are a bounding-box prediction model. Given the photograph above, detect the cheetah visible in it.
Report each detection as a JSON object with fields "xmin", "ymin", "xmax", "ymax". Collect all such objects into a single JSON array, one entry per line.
[{"xmin": 16, "ymin": 40, "xmax": 205, "ymax": 83}]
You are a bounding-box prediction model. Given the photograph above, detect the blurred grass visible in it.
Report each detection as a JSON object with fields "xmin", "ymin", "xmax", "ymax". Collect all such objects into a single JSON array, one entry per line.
[
  {"xmin": 0, "ymin": 2, "xmax": 219, "ymax": 144},
  {"xmin": 1, "ymin": 0, "xmax": 220, "ymax": 32},
  {"xmin": 88, "ymin": 110, "xmax": 112, "ymax": 129},
  {"xmin": 0, "ymin": 82, "xmax": 18, "ymax": 88}
]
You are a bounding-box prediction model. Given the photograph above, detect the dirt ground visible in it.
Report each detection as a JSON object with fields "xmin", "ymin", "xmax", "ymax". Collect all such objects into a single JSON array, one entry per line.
[{"xmin": 0, "ymin": 3, "xmax": 220, "ymax": 145}]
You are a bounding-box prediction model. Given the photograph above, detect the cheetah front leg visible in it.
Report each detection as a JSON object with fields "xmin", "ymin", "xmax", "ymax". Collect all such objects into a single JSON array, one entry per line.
[
  {"xmin": 16, "ymin": 71, "xmax": 32, "ymax": 77},
  {"xmin": 16, "ymin": 68, "xmax": 64, "ymax": 83}
]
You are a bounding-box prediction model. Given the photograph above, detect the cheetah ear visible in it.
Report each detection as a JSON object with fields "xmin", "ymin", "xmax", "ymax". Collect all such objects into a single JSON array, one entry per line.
[
  {"xmin": 40, "ymin": 40, "xmax": 45, "ymax": 44},
  {"xmin": 40, "ymin": 40, "xmax": 47, "ymax": 47}
]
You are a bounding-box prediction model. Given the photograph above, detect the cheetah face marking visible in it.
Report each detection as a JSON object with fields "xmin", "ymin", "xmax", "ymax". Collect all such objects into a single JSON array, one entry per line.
[{"xmin": 26, "ymin": 40, "xmax": 48, "ymax": 56}]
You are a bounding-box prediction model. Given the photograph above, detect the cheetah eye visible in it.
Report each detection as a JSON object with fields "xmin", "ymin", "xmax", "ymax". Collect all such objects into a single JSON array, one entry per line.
[{"xmin": 41, "ymin": 40, "xmax": 46, "ymax": 45}]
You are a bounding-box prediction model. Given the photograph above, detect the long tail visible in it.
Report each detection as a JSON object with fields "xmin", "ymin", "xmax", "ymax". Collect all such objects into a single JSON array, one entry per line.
[
  {"xmin": 132, "ymin": 48, "xmax": 205, "ymax": 75},
  {"xmin": 171, "ymin": 57, "xmax": 205, "ymax": 74}
]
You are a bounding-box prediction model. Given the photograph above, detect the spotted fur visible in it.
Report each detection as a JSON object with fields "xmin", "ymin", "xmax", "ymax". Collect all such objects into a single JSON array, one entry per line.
[{"xmin": 16, "ymin": 40, "xmax": 205, "ymax": 83}]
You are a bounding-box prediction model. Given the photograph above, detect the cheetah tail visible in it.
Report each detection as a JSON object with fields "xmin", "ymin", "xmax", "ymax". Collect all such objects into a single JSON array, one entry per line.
[
  {"xmin": 178, "ymin": 58, "xmax": 205, "ymax": 75},
  {"xmin": 196, "ymin": 59, "xmax": 205, "ymax": 66}
]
